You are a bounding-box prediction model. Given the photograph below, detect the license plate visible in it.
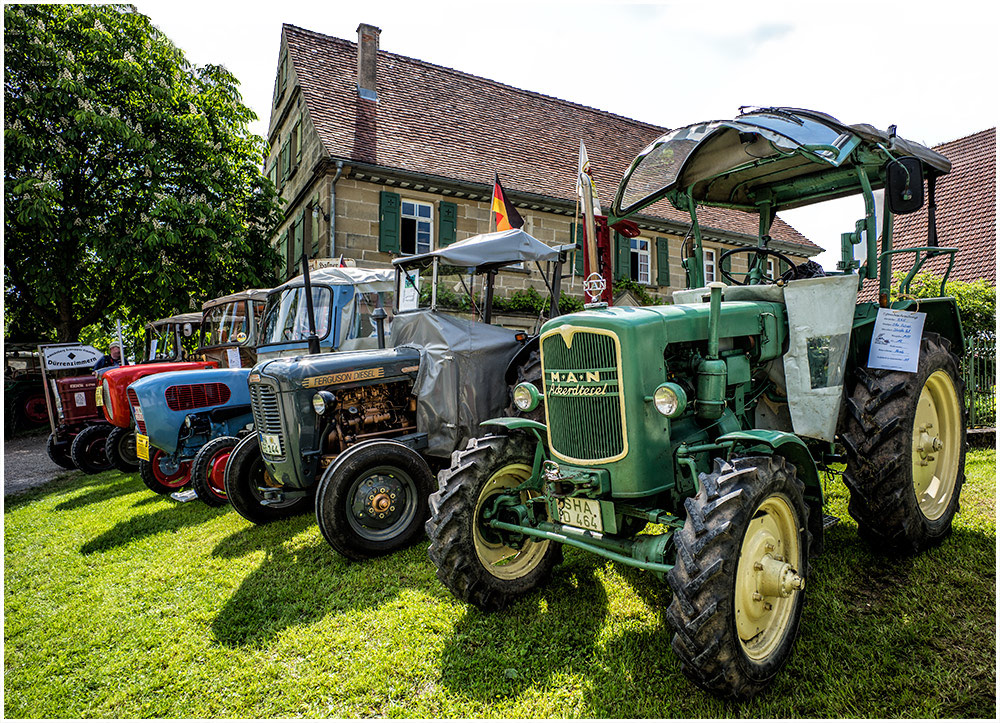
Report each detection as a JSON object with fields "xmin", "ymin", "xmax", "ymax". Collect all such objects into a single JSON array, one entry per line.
[
  {"xmin": 133, "ymin": 406, "xmax": 144, "ymax": 423},
  {"xmin": 260, "ymin": 433, "xmax": 282, "ymax": 456},
  {"xmin": 95, "ymin": 387, "xmax": 103, "ymax": 407},
  {"xmin": 557, "ymin": 497, "xmax": 604, "ymax": 533},
  {"xmin": 136, "ymin": 434, "xmax": 150, "ymax": 461}
]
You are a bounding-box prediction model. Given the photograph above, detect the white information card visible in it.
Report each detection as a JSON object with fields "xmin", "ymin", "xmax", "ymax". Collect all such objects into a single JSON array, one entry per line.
[
  {"xmin": 867, "ymin": 308, "xmax": 925, "ymax": 373},
  {"xmin": 226, "ymin": 347, "xmax": 243, "ymax": 368}
]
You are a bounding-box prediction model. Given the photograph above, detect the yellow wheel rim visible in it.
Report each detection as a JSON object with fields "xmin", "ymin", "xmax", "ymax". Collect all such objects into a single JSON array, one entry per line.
[
  {"xmin": 474, "ymin": 463, "xmax": 551, "ymax": 580},
  {"xmin": 735, "ymin": 493, "xmax": 804, "ymax": 662},
  {"xmin": 912, "ymin": 370, "xmax": 962, "ymax": 520}
]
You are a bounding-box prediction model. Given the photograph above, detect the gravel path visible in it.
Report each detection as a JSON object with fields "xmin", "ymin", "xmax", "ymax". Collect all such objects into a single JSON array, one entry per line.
[{"xmin": 3, "ymin": 430, "xmax": 73, "ymax": 496}]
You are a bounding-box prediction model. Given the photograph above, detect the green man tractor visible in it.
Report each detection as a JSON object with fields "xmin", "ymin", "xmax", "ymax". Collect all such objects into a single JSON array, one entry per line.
[{"xmin": 426, "ymin": 107, "xmax": 966, "ymax": 699}]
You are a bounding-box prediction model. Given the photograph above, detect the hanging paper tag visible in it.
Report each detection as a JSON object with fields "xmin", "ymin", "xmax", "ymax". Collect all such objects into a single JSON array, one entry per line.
[
  {"xmin": 226, "ymin": 348, "xmax": 243, "ymax": 368},
  {"xmin": 867, "ymin": 308, "xmax": 925, "ymax": 372}
]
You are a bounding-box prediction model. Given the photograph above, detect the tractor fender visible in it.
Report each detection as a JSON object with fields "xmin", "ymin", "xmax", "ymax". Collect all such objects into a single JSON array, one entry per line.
[
  {"xmin": 480, "ymin": 416, "xmax": 548, "ymax": 444},
  {"xmin": 717, "ymin": 429, "xmax": 826, "ymax": 555},
  {"xmin": 716, "ymin": 430, "xmax": 821, "ymax": 499}
]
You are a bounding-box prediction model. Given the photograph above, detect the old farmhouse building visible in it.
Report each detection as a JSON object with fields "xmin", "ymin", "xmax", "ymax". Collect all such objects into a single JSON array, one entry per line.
[{"xmin": 263, "ymin": 23, "xmax": 820, "ymax": 301}]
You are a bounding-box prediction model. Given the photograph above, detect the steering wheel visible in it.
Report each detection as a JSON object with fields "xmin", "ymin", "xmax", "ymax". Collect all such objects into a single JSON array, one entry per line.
[{"xmin": 718, "ymin": 246, "xmax": 797, "ymax": 285}]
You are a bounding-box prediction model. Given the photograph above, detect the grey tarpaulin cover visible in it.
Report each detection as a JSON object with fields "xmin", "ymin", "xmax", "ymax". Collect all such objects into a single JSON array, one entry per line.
[
  {"xmin": 390, "ymin": 310, "xmax": 522, "ymax": 456},
  {"xmin": 393, "ymin": 229, "xmax": 560, "ymax": 270}
]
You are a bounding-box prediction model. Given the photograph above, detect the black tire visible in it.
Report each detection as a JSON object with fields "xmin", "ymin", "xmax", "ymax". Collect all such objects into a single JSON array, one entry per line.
[
  {"xmin": 46, "ymin": 431, "xmax": 76, "ymax": 470},
  {"xmin": 105, "ymin": 425, "xmax": 140, "ymax": 473},
  {"xmin": 70, "ymin": 424, "xmax": 114, "ymax": 474},
  {"xmin": 225, "ymin": 434, "xmax": 312, "ymax": 524},
  {"xmin": 191, "ymin": 436, "xmax": 239, "ymax": 507},
  {"xmin": 666, "ymin": 456, "xmax": 810, "ymax": 700},
  {"xmin": 139, "ymin": 448, "xmax": 192, "ymax": 495},
  {"xmin": 315, "ymin": 440, "xmax": 434, "ymax": 560},
  {"xmin": 426, "ymin": 434, "xmax": 562, "ymax": 611},
  {"xmin": 841, "ymin": 333, "xmax": 967, "ymax": 554},
  {"xmin": 504, "ymin": 348, "xmax": 546, "ymax": 422}
]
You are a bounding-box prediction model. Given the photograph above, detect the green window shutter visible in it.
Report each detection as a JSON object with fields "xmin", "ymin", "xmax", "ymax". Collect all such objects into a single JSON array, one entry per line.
[
  {"xmin": 438, "ymin": 201, "xmax": 457, "ymax": 247},
  {"xmin": 614, "ymin": 231, "xmax": 629, "ymax": 281},
  {"xmin": 720, "ymin": 252, "xmax": 732, "ymax": 277},
  {"xmin": 294, "ymin": 117, "xmax": 302, "ymax": 165},
  {"xmin": 278, "ymin": 229, "xmax": 289, "ymax": 276},
  {"xmin": 779, "ymin": 258, "xmax": 791, "ymax": 275},
  {"xmin": 279, "ymin": 55, "xmax": 287, "ymax": 99},
  {"xmin": 573, "ymin": 223, "xmax": 584, "ymax": 275},
  {"xmin": 379, "ymin": 191, "xmax": 401, "ymax": 253},
  {"xmin": 291, "ymin": 211, "xmax": 305, "ymax": 264},
  {"xmin": 280, "ymin": 139, "xmax": 290, "ymax": 182},
  {"xmin": 656, "ymin": 237, "xmax": 671, "ymax": 287}
]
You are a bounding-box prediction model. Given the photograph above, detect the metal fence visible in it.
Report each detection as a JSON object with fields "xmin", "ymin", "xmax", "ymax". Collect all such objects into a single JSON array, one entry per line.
[{"xmin": 963, "ymin": 339, "xmax": 996, "ymax": 428}]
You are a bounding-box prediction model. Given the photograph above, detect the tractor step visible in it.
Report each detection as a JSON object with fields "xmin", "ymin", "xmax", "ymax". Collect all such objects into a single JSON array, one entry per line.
[{"xmin": 822, "ymin": 514, "xmax": 840, "ymax": 530}]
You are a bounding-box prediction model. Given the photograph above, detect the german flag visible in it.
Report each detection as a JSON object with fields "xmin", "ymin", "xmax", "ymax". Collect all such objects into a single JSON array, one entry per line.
[{"xmin": 491, "ymin": 174, "xmax": 524, "ymax": 231}]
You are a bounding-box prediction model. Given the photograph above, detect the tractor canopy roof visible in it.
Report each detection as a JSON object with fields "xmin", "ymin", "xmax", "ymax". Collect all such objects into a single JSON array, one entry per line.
[
  {"xmin": 144, "ymin": 312, "xmax": 203, "ymax": 332},
  {"xmin": 393, "ymin": 229, "xmax": 561, "ymax": 274},
  {"xmin": 270, "ymin": 266, "xmax": 396, "ymax": 297},
  {"xmin": 611, "ymin": 107, "xmax": 952, "ymax": 218},
  {"xmin": 203, "ymin": 288, "xmax": 272, "ymax": 311}
]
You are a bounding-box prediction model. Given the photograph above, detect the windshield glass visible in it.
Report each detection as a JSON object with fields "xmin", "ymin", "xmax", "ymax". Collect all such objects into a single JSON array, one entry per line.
[
  {"xmin": 260, "ymin": 287, "xmax": 333, "ymax": 344},
  {"xmin": 396, "ymin": 262, "xmax": 484, "ymax": 315},
  {"xmin": 145, "ymin": 325, "xmax": 180, "ymax": 361},
  {"xmin": 202, "ymin": 300, "xmax": 251, "ymax": 347},
  {"xmin": 339, "ymin": 290, "xmax": 396, "ymax": 345}
]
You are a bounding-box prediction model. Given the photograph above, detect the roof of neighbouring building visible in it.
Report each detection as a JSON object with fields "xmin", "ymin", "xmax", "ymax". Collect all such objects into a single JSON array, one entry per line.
[
  {"xmin": 281, "ymin": 24, "xmax": 820, "ymax": 253},
  {"xmin": 889, "ymin": 127, "xmax": 996, "ymax": 286}
]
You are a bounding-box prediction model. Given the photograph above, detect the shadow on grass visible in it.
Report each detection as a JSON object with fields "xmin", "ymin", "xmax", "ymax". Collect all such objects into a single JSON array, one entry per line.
[
  {"xmin": 80, "ymin": 502, "xmax": 228, "ymax": 555},
  {"xmin": 436, "ymin": 552, "xmax": 612, "ymax": 702},
  {"xmin": 53, "ymin": 473, "xmax": 137, "ymax": 512},
  {"xmin": 210, "ymin": 513, "xmax": 453, "ymax": 649}
]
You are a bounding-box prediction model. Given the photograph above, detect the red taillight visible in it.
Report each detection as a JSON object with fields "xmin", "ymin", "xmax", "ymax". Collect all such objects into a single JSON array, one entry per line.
[{"xmin": 164, "ymin": 383, "xmax": 231, "ymax": 411}]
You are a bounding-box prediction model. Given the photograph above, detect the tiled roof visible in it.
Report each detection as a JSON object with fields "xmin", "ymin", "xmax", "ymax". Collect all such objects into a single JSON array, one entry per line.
[
  {"xmin": 882, "ymin": 127, "xmax": 996, "ymax": 288},
  {"xmin": 282, "ymin": 24, "xmax": 818, "ymax": 252}
]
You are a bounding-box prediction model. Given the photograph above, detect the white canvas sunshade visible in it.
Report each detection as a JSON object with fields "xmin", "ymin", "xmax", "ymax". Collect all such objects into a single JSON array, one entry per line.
[
  {"xmin": 273, "ymin": 266, "xmax": 396, "ymax": 296},
  {"xmin": 394, "ymin": 229, "xmax": 560, "ymax": 271}
]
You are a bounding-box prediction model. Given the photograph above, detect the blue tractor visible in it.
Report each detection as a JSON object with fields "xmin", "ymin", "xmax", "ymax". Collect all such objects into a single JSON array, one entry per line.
[{"xmin": 127, "ymin": 267, "xmax": 396, "ymax": 505}]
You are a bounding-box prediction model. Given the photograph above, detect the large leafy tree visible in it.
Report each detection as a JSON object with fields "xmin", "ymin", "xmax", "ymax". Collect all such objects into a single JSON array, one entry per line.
[{"xmin": 4, "ymin": 4, "xmax": 282, "ymax": 342}]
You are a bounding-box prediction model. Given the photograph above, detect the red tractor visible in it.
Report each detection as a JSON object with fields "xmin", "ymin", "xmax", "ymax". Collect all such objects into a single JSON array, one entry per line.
[{"xmin": 38, "ymin": 342, "xmax": 108, "ymax": 471}]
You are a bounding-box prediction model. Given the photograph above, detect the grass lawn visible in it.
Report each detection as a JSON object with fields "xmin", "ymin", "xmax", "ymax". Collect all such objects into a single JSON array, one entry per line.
[{"xmin": 4, "ymin": 449, "xmax": 995, "ymax": 717}]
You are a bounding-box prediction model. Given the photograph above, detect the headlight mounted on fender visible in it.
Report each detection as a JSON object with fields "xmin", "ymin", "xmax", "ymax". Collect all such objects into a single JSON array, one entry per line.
[
  {"xmin": 650, "ymin": 383, "xmax": 687, "ymax": 418},
  {"xmin": 512, "ymin": 382, "xmax": 543, "ymax": 412}
]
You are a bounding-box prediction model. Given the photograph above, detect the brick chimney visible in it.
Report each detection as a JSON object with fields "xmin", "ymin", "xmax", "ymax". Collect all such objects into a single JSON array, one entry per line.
[{"xmin": 356, "ymin": 23, "xmax": 381, "ymax": 101}]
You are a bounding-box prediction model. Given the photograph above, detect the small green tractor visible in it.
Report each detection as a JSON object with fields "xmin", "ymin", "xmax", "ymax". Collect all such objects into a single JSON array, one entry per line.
[{"xmin": 426, "ymin": 107, "xmax": 966, "ymax": 699}]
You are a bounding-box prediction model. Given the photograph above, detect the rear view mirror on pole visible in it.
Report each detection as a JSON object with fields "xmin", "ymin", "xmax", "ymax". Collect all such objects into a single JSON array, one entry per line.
[{"xmin": 885, "ymin": 156, "xmax": 925, "ymax": 215}]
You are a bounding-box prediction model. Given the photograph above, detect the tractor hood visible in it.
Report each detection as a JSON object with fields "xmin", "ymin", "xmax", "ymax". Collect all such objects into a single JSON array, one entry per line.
[{"xmin": 252, "ymin": 347, "xmax": 421, "ymax": 392}]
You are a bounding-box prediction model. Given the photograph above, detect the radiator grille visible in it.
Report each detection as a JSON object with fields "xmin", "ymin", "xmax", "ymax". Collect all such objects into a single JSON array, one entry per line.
[
  {"xmin": 542, "ymin": 328, "xmax": 626, "ymax": 463},
  {"xmin": 126, "ymin": 388, "xmax": 146, "ymax": 434},
  {"xmin": 249, "ymin": 381, "xmax": 284, "ymax": 458},
  {"xmin": 164, "ymin": 383, "xmax": 231, "ymax": 411}
]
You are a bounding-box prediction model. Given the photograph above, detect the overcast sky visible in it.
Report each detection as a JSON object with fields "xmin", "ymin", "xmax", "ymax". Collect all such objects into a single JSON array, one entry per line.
[{"xmin": 134, "ymin": 0, "xmax": 997, "ymax": 268}]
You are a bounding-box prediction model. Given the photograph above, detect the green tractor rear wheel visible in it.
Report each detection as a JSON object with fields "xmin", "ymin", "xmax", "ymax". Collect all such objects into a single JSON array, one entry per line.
[
  {"xmin": 842, "ymin": 333, "xmax": 966, "ymax": 553},
  {"xmin": 666, "ymin": 455, "xmax": 809, "ymax": 700},
  {"xmin": 427, "ymin": 434, "xmax": 561, "ymax": 611}
]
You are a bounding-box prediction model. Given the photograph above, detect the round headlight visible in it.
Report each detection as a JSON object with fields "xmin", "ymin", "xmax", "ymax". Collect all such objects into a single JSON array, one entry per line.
[
  {"xmin": 652, "ymin": 383, "xmax": 687, "ymax": 418},
  {"xmin": 312, "ymin": 392, "xmax": 327, "ymax": 416},
  {"xmin": 512, "ymin": 382, "xmax": 542, "ymax": 413}
]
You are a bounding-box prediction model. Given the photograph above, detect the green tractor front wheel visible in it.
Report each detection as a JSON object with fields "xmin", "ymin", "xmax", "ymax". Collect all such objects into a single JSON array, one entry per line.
[
  {"xmin": 666, "ymin": 455, "xmax": 810, "ymax": 700},
  {"xmin": 426, "ymin": 434, "xmax": 561, "ymax": 612}
]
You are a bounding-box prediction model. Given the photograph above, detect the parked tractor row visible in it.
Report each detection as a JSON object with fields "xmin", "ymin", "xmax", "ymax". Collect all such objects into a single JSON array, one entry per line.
[{"xmin": 33, "ymin": 107, "xmax": 969, "ymax": 701}]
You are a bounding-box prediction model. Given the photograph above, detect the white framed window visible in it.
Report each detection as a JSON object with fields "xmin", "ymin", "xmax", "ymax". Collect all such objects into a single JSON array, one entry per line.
[
  {"xmin": 630, "ymin": 237, "xmax": 651, "ymax": 285},
  {"xmin": 767, "ymin": 258, "xmax": 776, "ymax": 280},
  {"xmin": 704, "ymin": 248, "xmax": 716, "ymax": 283},
  {"xmin": 400, "ymin": 200, "xmax": 433, "ymax": 255}
]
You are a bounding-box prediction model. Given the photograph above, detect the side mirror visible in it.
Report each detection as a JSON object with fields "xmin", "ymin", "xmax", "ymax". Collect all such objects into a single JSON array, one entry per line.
[{"xmin": 885, "ymin": 156, "xmax": 924, "ymax": 215}]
